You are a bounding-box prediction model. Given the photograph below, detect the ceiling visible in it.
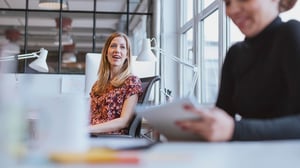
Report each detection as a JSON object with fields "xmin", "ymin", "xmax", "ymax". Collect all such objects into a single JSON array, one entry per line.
[{"xmin": 0, "ymin": 0, "xmax": 151, "ymax": 52}]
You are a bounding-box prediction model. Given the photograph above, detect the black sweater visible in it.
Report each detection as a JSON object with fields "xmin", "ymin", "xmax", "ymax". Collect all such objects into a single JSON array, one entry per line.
[{"xmin": 216, "ymin": 17, "xmax": 300, "ymax": 141}]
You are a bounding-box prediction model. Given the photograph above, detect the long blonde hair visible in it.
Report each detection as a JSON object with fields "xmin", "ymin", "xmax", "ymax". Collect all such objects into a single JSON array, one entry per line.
[{"xmin": 92, "ymin": 32, "xmax": 132, "ymax": 94}]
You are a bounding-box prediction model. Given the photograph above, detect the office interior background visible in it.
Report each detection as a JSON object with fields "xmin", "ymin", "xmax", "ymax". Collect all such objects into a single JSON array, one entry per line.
[{"xmin": 0, "ymin": 0, "xmax": 299, "ymax": 104}]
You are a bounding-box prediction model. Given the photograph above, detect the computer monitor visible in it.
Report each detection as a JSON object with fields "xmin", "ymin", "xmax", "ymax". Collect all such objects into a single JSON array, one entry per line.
[{"xmin": 85, "ymin": 53, "xmax": 101, "ymax": 96}]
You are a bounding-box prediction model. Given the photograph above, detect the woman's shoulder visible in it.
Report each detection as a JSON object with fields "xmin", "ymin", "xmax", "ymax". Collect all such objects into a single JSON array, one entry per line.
[
  {"xmin": 280, "ymin": 19, "xmax": 300, "ymax": 35},
  {"xmin": 284, "ymin": 19, "xmax": 300, "ymax": 27},
  {"xmin": 127, "ymin": 75, "xmax": 140, "ymax": 80},
  {"xmin": 126, "ymin": 74, "xmax": 140, "ymax": 81},
  {"xmin": 125, "ymin": 75, "xmax": 142, "ymax": 85},
  {"xmin": 277, "ymin": 19, "xmax": 300, "ymax": 45}
]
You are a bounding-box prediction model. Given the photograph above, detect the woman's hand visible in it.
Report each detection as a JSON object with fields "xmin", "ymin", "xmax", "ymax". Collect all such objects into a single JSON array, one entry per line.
[{"xmin": 175, "ymin": 104, "xmax": 235, "ymax": 142}]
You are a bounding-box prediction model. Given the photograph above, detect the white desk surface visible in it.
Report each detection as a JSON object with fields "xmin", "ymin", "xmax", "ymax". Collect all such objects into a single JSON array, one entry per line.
[{"xmin": 3, "ymin": 140, "xmax": 300, "ymax": 168}]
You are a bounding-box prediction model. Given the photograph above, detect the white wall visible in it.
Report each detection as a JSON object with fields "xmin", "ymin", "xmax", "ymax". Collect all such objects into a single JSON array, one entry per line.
[
  {"xmin": 0, "ymin": 73, "xmax": 86, "ymax": 113},
  {"xmin": 1, "ymin": 73, "xmax": 85, "ymax": 95}
]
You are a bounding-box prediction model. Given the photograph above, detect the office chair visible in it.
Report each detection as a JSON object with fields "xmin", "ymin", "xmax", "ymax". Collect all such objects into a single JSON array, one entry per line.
[
  {"xmin": 90, "ymin": 75, "xmax": 160, "ymax": 138},
  {"xmin": 128, "ymin": 75, "xmax": 161, "ymax": 137}
]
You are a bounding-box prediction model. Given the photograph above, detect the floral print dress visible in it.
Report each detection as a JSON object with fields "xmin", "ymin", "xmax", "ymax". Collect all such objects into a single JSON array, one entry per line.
[{"xmin": 90, "ymin": 75, "xmax": 142, "ymax": 135}]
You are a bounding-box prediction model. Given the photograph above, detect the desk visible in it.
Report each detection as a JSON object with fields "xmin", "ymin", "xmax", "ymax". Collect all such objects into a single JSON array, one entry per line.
[
  {"xmin": 2, "ymin": 140, "xmax": 300, "ymax": 168},
  {"xmin": 144, "ymin": 140, "xmax": 300, "ymax": 168}
]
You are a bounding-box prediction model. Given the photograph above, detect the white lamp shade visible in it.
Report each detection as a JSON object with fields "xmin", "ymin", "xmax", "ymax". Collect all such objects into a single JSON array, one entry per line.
[
  {"xmin": 136, "ymin": 39, "xmax": 157, "ymax": 62},
  {"xmin": 39, "ymin": 0, "xmax": 67, "ymax": 9},
  {"xmin": 29, "ymin": 48, "xmax": 49, "ymax": 72}
]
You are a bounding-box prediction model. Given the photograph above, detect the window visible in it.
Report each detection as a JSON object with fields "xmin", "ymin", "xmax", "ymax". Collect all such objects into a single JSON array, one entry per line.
[
  {"xmin": 203, "ymin": 0, "xmax": 215, "ymax": 9},
  {"xmin": 202, "ymin": 10, "xmax": 219, "ymax": 103},
  {"xmin": 179, "ymin": 0, "xmax": 221, "ymax": 103},
  {"xmin": 181, "ymin": 0, "xmax": 194, "ymax": 25},
  {"xmin": 0, "ymin": 0, "xmax": 153, "ymax": 74},
  {"xmin": 181, "ymin": 28, "xmax": 194, "ymax": 96}
]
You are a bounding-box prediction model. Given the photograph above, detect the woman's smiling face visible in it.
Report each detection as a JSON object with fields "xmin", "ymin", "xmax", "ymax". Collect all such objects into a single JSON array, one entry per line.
[
  {"xmin": 224, "ymin": 0, "xmax": 279, "ymax": 37},
  {"xmin": 107, "ymin": 36, "xmax": 128, "ymax": 68}
]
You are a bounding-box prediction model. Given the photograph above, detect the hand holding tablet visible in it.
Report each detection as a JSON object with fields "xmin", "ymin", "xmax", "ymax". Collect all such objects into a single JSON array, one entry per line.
[{"xmin": 136, "ymin": 96, "xmax": 211, "ymax": 141}]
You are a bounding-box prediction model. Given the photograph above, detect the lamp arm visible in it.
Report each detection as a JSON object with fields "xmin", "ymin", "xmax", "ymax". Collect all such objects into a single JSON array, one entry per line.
[
  {"xmin": 17, "ymin": 53, "xmax": 38, "ymax": 60},
  {"xmin": 146, "ymin": 38, "xmax": 198, "ymax": 96},
  {"xmin": 154, "ymin": 48, "xmax": 197, "ymax": 72},
  {"xmin": 0, "ymin": 55, "xmax": 16, "ymax": 61},
  {"xmin": 188, "ymin": 72, "xmax": 199, "ymax": 96},
  {"xmin": 152, "ymin": 47, "xmax": 199, "ymax": 96},
  {"xmin": 0, "ymin": 50, "xmax": 41, "ymax": 62}
]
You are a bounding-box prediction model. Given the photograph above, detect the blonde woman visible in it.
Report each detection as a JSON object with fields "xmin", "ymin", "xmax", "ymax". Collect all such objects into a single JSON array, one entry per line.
[{"xmin": 89, "ymin": 32, "xmax": 142, "ymax": 135}]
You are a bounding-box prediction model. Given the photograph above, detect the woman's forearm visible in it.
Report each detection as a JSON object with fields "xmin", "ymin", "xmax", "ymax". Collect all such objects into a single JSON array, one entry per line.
[{"xmin": 232, "ymin": 115, "xmax": 300, "ymax": 141}]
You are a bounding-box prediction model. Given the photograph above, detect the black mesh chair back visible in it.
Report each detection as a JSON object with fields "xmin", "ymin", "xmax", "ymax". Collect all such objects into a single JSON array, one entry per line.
[{"xmin": 128, "ymin": 75, "xmax": 161, "ymax": 137}]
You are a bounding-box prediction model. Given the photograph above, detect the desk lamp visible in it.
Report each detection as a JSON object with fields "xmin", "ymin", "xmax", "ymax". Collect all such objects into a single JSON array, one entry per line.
[
  {"xmin": 0, "ymin": 48, "xmax": 49, "ymax": 72},
  {"xmin": 137, "ymin": 38, "xmax": 198, "ymax": 97}
]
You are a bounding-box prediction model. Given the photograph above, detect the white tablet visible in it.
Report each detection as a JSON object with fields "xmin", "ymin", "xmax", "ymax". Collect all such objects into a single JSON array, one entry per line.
[{"xmin": 136, "ymin": 96, "xmax": 204, "ymax": 141}]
